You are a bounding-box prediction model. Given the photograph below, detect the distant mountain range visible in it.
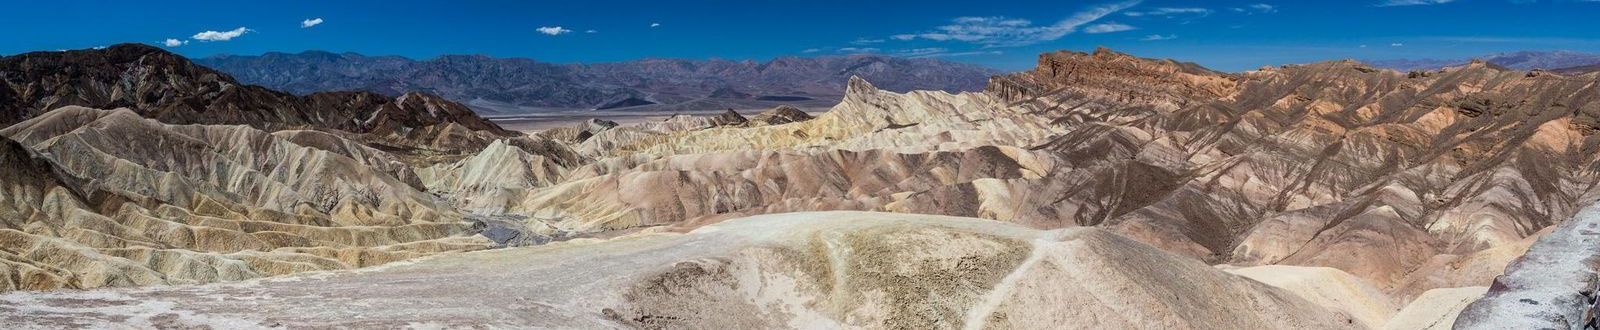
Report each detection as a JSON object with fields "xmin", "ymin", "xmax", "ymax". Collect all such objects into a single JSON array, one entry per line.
[
  {"xmin": 1365, "ymin": 50, "xmax": 1600, "ymax": 72},
  {"xmin": 0, "ymin": 44, "xmax": 506, "ymax": 134},
  {"xmin": 195, "ymin": 52, "xmax": 1000, "ymax": 114}
]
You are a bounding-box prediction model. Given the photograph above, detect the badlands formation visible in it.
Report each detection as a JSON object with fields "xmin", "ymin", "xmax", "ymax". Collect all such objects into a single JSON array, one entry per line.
[{"xmin": 1, "ymin": 44, "xmax": 1599, "ymax": 328}]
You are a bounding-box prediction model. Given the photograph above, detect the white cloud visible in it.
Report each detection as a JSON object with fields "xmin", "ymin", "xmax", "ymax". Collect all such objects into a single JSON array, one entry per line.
[
  {"xmin": 837, "ymin": 47, "xmax": 880, "ymax": 54},
  {"xmin": 537, "ymin": 26, "xmax": 573, "ymax": 35},
  {"xmin": 1141, "ymin": 34, "xmax": 1178, "ymax": 41},
  {"xmin": 585, "ymin": 29, "xmax": 598, "ymax": 33},
  {"xmin": 852, "ymin": 38, "xmax": 885, "ymax": 44},
  {"xmin": 650, "ymin": 22, "xmax": 661, "ymax": 28},
  {"xmin": 1084, "ymin": 22, "xmax": 1136, "ymax": 34},
  {"xmin": 914, "ymin": 50, "xmax": 1004, "ymax": 58},
  {"xmin": 162, "ymin": 38, "xmax": 187, "ymax": 47},
  {"xmin": 192, "ymin": 27, "xmax": 251, "ymax": 42},
  {"xmin": 1124, "ymin": 7, "xmax": 1212, "ymax": 17},
  {"xmin": 1391, "ymin": 43, "xmax": 1404, "ymax": 46},
  {"xmin": 1376, "ymin": 0, "xmax": 1454, "ymax": 6},
  {"xmin": 1360, "ymin": 44, "xmax": 1369, "ymax": 48},
  {"xmin": 801, "ymin": 48, "xmax": 822, "ymax": 53},
  {"xmin": 888, "ymin": 0, "xmax": 1143, "ymax": 47},
  {"xmin": 301, "ymin": 18, "xmax": 323, "ymax": 28},
  {"xmin": 1232, "ymin": 3, "xmax": 1278, "ymax": 14},
  {"xmin": 896, "ymin": 47, "xmax": 949, "ymax": 57}
]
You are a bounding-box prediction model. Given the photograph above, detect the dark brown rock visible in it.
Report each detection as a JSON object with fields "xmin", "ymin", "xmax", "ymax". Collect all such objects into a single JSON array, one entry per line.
[{"xmin": 0, "ymin": 43, "xmax": 511, "ymax": 136}]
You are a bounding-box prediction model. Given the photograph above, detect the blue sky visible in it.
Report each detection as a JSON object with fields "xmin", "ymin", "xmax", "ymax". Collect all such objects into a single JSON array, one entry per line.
[{"xmin": 3, "ymin": 0, "xmax": 1598, "ymax": 71}]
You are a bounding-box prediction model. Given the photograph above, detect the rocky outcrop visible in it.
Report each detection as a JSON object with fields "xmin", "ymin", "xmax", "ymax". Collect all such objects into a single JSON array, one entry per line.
[
  {"xmin": 711, "ymin": 109, "xmax": 748, "ymax": 126},
  {"xmin": 995, "ymin": 47, "xmax": 1238, "ymax": 111},
  {"xmin": 1454, "ymin": 201, "xmax": 1600, "ymax": 329},
  {"xmin": 750, "ymin": 104, "xmax": 815, "ymax": 125}
]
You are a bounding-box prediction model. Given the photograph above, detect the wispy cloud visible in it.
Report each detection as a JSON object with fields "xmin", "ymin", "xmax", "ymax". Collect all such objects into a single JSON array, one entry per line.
[
  {"xmin": 162, "ymin": 38, "xmax": 187, "ymax": 47},
  {"xmin": 1231, "ymin": 4, "xmax": 1278, "ymax": 14},
  {"xmin": 1083, "ymin": 22, "xmax": 1136, "ymax": 34},
  {"xmin": 301, "ymin": 18, "xmax": 323, "ymax": 28},
  {"xmin": 1391, "ymin": 42, "xmax": 1404, "ymax": 46},
  {"xmin": 852, "ymin": 38, "xmax": 885, "ymax": 45},
  {"xmin": 1124, "ymin": 7, "xmax": 1212, "ymax": 17},
  {"xmin": 1141, "ymin": 34, "xmax": 1178, "ymax": 41},
  {"xmin": 650, "ymin": 22, "xmax": 661, "ymax": 28},
  {"xmin": 837, "ymin": 47, "xmax": 880, "ymax": 54},
  {"xmin": 1376, "ymin": 0, "xmax": 1455, "ymax": 7},
  {"xmin": 537, "ymin": 26, "xmax": 572, "ymax": 36},
  {"xmin": 888, "ymin": 0, "xmax": 1142, "ymax": 47},
  {"xmin": 895, "ymin": 47, "xmax": 949, "ymax": 57},
  {"xmin": 798, "ymin": 46, "xmax": 1001, "ymax": 58},
  {"xmin": 914, "ymin": 50, "xmax": 1005, "ymax": 58},
  {"xmin": 585, "ymin": 29, "xmax": 598, "ymax": 34},
  {"xmin": 192, "ymin": 27, "xmax": 250, "ymax": 42}
]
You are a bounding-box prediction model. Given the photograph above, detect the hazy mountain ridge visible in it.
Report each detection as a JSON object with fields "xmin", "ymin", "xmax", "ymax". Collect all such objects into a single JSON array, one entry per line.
[
  {"xmin": 1366, "ymin": 50, "xmax": 1600, "ymax": 71},
  {"xmin": 195, "ymin": 51, "xmax": 1000, "ymax": 113}
]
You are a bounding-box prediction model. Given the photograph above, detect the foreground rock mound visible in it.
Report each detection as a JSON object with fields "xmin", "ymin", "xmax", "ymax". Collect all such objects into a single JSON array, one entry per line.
[
  {"xmin": 0, "ymin": 212, "xmax": 1360, "ymax": 329},
  {"xmin": 1455, "ymin": 202, "xmax": 1600, "ymax": 329}
]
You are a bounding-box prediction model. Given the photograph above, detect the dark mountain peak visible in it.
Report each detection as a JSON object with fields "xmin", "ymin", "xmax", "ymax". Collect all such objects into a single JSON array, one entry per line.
[
  {"xmin": 0, "ymin": 42, "xmax": 508, "ymax": 136},
  {"xmin": 16, "ymin": 43, "xmax": 202, "ymax": 71},
  {"xmin": 98, "ymin": 43, "xmax": 168, "ymax": 57}
]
